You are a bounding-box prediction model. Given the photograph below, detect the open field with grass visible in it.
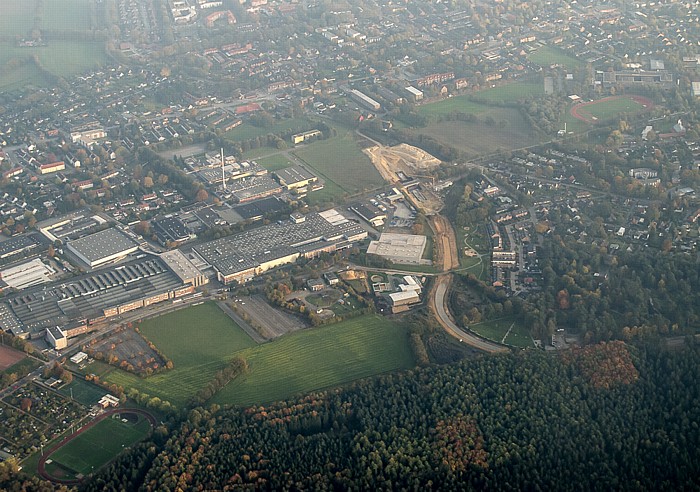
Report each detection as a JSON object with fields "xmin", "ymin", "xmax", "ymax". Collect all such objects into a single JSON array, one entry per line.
[
  {"xmin": 414, "ymin": 107, "xmax": 538, "ymax": 157},
  {"xmin": 256, "ymin": 153, "xmax": 296, "ymax": 171},
  {"xmin": 418, "ymin": 97, "xmax": 489, "ymax": 118},
  {"xmin": 527, "ymin": 45, "xmax": 583, "ymax": 69},
  {"xmin": 58, "ymin": 379, "xmax": 107, "ymax": 407},
  {"xmin": 293, "ymin": 132, "xmax": 384, "ymax": 195},
  {"xmin": 474, "ymin": 81, "xmax": 544, "ymax": 103},
  {"xmin": 224, "ymin": 118, "xmax": 312, "ymax": 141},
  {"xmin": 100, "ymin": 303, "xmax": 256, "ymax": 405},
  {"xmin": 48, "ymin": 416, "xmax": 151, "ymax": 478},
  {"xmin": 213, "ymin": 315, "xmax": 415, "ymax": 406},
  {"xmin": 469, "ymin": 317, "xmax": 533, "ymax": 348}
]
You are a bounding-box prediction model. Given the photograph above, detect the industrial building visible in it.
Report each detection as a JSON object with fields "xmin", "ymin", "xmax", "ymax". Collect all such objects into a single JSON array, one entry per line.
[
  {"xmin": 225, "ymin": 175, "xmax": 283, "ymax": 203},
  {"xmin": 152, "ymin": 215, "xmax": 195, "ymax": 247},
  {"xmin": 193, "ymin": 209, "xmax": 367, "ymax": 284},
  {"xmin": 46, "ymin": 326, "xmax": 67, "ymax": 349},
  {"xmin": 0, "ymin": 256, "xmax": 198, "ymax": 340},
  {"xmin": 0, "ymin": 258, "xmax": 55, "ymax": 290},
  {"xmin": 0, "ymin": 234, "xmax": 43, "ymax": 260},
  {"xmin": 66, "ymin": 228, "xmax": 140, "ymax": 268},
  {"xmin": 366, "ymin": 233, "xmax": 427, "ymax": 265},
  {"xmin": 350, "ymin": 202, "xmax": 387, "ymax": 227},
  {"xmin": 274, "ymin": 165, "xmax": 318, "ymax": 191},
  {"xmin": 349, "ymin": 89, "xmax": 381, "ymax": 111}
]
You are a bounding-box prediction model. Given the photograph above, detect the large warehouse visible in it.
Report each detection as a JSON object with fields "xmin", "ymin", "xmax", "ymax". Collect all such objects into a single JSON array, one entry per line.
[
  {"xmin": 366, "ymin": 233, "xmax": 427, "ymax": 265},
  {"xmin": 0, "ymin": 254, "xmax": 203, "ymax": 340},
  {"xmin": 66, "ymin": 227, "xmax": 140, "ymax": 268},
  {"xmin": 193, "ymin": 209, "xmax": 367, "ymax": 284}
]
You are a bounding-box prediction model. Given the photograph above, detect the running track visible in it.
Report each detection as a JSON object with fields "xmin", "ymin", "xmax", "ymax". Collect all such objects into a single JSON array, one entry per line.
[
  {"xmin": 570, "ymin": 95, "xmax": 654, "ymax": 124},
  {"xmin": 37, "ymin": 408, "xmax": 156, "ymax": 485}
]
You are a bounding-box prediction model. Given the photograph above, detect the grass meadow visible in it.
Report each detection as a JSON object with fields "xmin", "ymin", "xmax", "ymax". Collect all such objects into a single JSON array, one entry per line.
[
  {"xmin": 101, "ymin": 302, "xmax": 256, "ymax": 406},
  {"xmin": 100, "ymin": 305, "xmax": 414, "ymax": 408},
  {"xmin": 469, "ymin": 317, "xmax": 533, "ymax": 348},
  {"xmin": 213, "ymin": 314, "xmax": 415, "ymax": 406},
  {"xmin": 527, "ymin": 45, "xmax": 583, "ymax": 70},
  {"xmin": 293, "ymin": 132, "xmax": 385, "ymax": 197}
]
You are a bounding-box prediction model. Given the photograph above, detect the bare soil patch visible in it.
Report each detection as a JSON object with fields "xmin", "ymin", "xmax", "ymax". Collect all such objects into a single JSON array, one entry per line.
[{"xmin": 0, "ymin": 344, "xmax": 25, "ymax": 371}]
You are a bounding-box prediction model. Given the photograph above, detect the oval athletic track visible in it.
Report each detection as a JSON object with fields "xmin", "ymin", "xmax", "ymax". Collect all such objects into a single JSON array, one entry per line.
[
  {"xmin": 570, "ymin": 95, "xmax": 654, "ymax": 124},
  {"xmin": 37, "ymin": 407, "xmax": 156, "ymax": 485}
]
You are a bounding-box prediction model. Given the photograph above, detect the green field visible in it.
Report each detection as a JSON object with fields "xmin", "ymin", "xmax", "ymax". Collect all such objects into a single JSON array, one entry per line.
[
  {"xmin": 293, "ymin": 132, "xmax": 384, "ymax": 196},
  {"xmin": 469, "ymin": 317, "xmax": 533, "ymax": 348},
  {"xmin": 3, "ymin": 356, "xmax": 41, "ymax": 377},
  {"xmin": 213, "ymin": 315, "xmax": 415, "ymax": 406},
  {"xmin": 0, "ymin": 0, "xmax": 106, "ymax": 89},
  {"xmin": 474, "ymin": 81, "xmax": 544, "ymax": 103},
  {"xmin": 256, "ymin": 154, "xmax": 297, "ymax": 171},
  {"xmin": 418, "ymin": 96, "xmax": 489, "ymax": 118},
  {"xmin": 58, "ymin": 379, "xmax": 107, "ymax": 407},
  {"xmin": 224, "ymin": 118, "xmax": 313, "ymax": 141},
  {"xmin": 101, "ymin": 302, "xmax": 256, "ymax": 406},
  {"xmin": 576, "ymin": 97, "xmax": 647, "ymax": 121},
  {"xmin": 414, "ymin": 107, "xmax": 538, "ymax": 157},
  {"xmin": 48, "ymin": 416, "xmax": 151, "ymax": 478},
  {"xmin": 527, "ymin": 45, "xmax": 583, "ymax": 69}
]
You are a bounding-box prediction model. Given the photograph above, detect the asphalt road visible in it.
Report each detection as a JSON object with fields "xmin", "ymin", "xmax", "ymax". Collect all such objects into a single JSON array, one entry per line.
[{"xmin": 431, "ymin": 275, "xmax": 508, "ymax": 354}]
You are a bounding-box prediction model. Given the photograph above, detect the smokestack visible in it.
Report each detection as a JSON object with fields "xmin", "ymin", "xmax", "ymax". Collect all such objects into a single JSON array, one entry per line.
[{"xmin": 221, "ymin": 148, "xmax": 226, "ymax": 190}]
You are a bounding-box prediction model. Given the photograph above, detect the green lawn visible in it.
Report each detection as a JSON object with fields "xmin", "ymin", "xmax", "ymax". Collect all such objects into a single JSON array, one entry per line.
[
  {"xmin": 418, "ymin": 96, "xmax": 490, "ymax": 118},
  {"xmin": 58, "ymin": 379, "xmax": 107, "ymax": 407},
  {"xmin": 528, "ymin": 45, "xmax": 583, "ymax": 69},
  {"xmin": 4, "ymin": 357, "xmax": 40, "ymax": 377},
  {"xmin": 257, "ymin": 154, "xmax": 296, "ymax": 172},
  {"xmin": 213, "ymin": 315, "xmax": 415, "ymax": 406},
  {"xmin": 102, "ymin": 302, "xmax": 256, "ymax": 406},
  {"xmin": 224, "ymin": 118, "xmax": 312, "ymax": 141},
  {"xmin": 469, "ymin": 317, "xmax": 533, "ymax": 348},
  {"xmin": 48, "ymin": 416, "xmax": 151, "ymax": 478},
  {"xmin": 576, "ymin": 96, "xmax": 647, "ymax": 121},
  {"xmin": 293, "ymin": 133, "xmax": 385, "ymax": 196},
  {"xmin": 414, "ymin": 107, "xmax": 538, "ymax": 158},
  {"xmin": 475, "ymin": 81, "xmax": 544, "ymax": 103}
]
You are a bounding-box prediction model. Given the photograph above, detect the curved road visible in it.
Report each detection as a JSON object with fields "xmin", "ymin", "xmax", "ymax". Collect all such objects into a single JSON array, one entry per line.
[{"xmin": 431, "ymin": 275, "xmax": 509, "ymax": 354}]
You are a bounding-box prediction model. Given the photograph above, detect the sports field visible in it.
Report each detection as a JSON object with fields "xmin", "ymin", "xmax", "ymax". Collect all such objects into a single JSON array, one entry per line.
[
  {"xmin": 58, "ymin": 379, "xmax": 108, "ymax": 407},
  {"xmin": 293, "ymin": 133, "xmax": 384, "ymax": 195},
  {"xmin": 224, "ymin": 117, "xmax": 314, "ymax": 141},
  {"xmin": 213, "ymin": 314, "xmax": 415, "ymax": 406},
  {"xmin": 570, "ymin": 95, "xmax": 652, "ymax": 124},
  {"xmin": 102, "ymin": 302, "xmax": 256, "ymax": 406},
  {"xmin": 47, "ymin": 415, "xmax": 151, "ymax": 478},
  {"xmin": 418, "ymin": 96, "xmax": 489, "ymax": 118},
  {"xmin": 0, "ymin": 344, "xmax": 25, "ymax": 370}
]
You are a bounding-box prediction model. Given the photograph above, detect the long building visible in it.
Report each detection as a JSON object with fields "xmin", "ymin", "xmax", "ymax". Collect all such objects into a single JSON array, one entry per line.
[
  {"xmin": 66, "ymin": 228, "xmax": 140, "ymax": 269},
  {"xmin": 0, "ymin": 255, "xmax": 201, "ymax": 339},
  {"xmin": 349, "ymin": 89, "xmax": 381, "ymax": 111},
  {"xmin": 193, "ymin": 209, "xmax": 367, "ymax": 284}
]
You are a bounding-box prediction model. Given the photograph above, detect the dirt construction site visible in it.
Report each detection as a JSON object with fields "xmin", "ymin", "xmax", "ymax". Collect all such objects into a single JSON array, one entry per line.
[
  {"xmin": 429, "ymin": 215, "xmax": 460, "ymax": 272},
  {"xmin": 364, "ymin": 143, "xmax": 444, "ymax": 214}
]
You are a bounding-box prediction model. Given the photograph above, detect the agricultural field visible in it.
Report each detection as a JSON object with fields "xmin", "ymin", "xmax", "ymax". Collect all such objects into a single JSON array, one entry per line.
[
  {"xmin": 101, "ymin": 303, "xmax": 256, "ymax": 406},
  {"xmin": 527, "ymin": 45, "xmax": 583, "ymax": 70},
  {"xmin": 213, "ymin": 315, "xmax": 415, "ymax": 406},
  {"xmin": 293, "ymin": 132, "xmax": 385, "ymax": 196},
  {"xmin": 469, "ymin": 317, "xmax": 533, "ymax": 348},
  {"xmin": 46, "ymin": 414, "xmax": 152, "ymax": 479},
  {"xmin": 0, "ymin": 0, "xmax": 107, "ymax": 89}
]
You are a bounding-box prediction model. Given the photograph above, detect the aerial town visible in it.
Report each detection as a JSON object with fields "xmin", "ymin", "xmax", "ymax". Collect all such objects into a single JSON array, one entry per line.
[{"xmin": 0, "ymin": 0, "xmax": 699, "ymax": 489}]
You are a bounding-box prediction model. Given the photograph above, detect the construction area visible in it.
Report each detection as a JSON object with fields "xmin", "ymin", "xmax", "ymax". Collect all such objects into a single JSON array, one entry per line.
[
  {"xmin": 364, "ymin": 143, "xmax": 444, "ymax": 214},
  {"xmin": 429, "ymin": 215, "xmax": 459, "ymax": 272}
]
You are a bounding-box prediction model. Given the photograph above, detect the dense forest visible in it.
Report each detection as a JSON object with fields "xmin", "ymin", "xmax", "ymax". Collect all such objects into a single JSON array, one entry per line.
[{"xmin": 76, "ymin": 341, "xmax": 700, "ymax": 491}]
